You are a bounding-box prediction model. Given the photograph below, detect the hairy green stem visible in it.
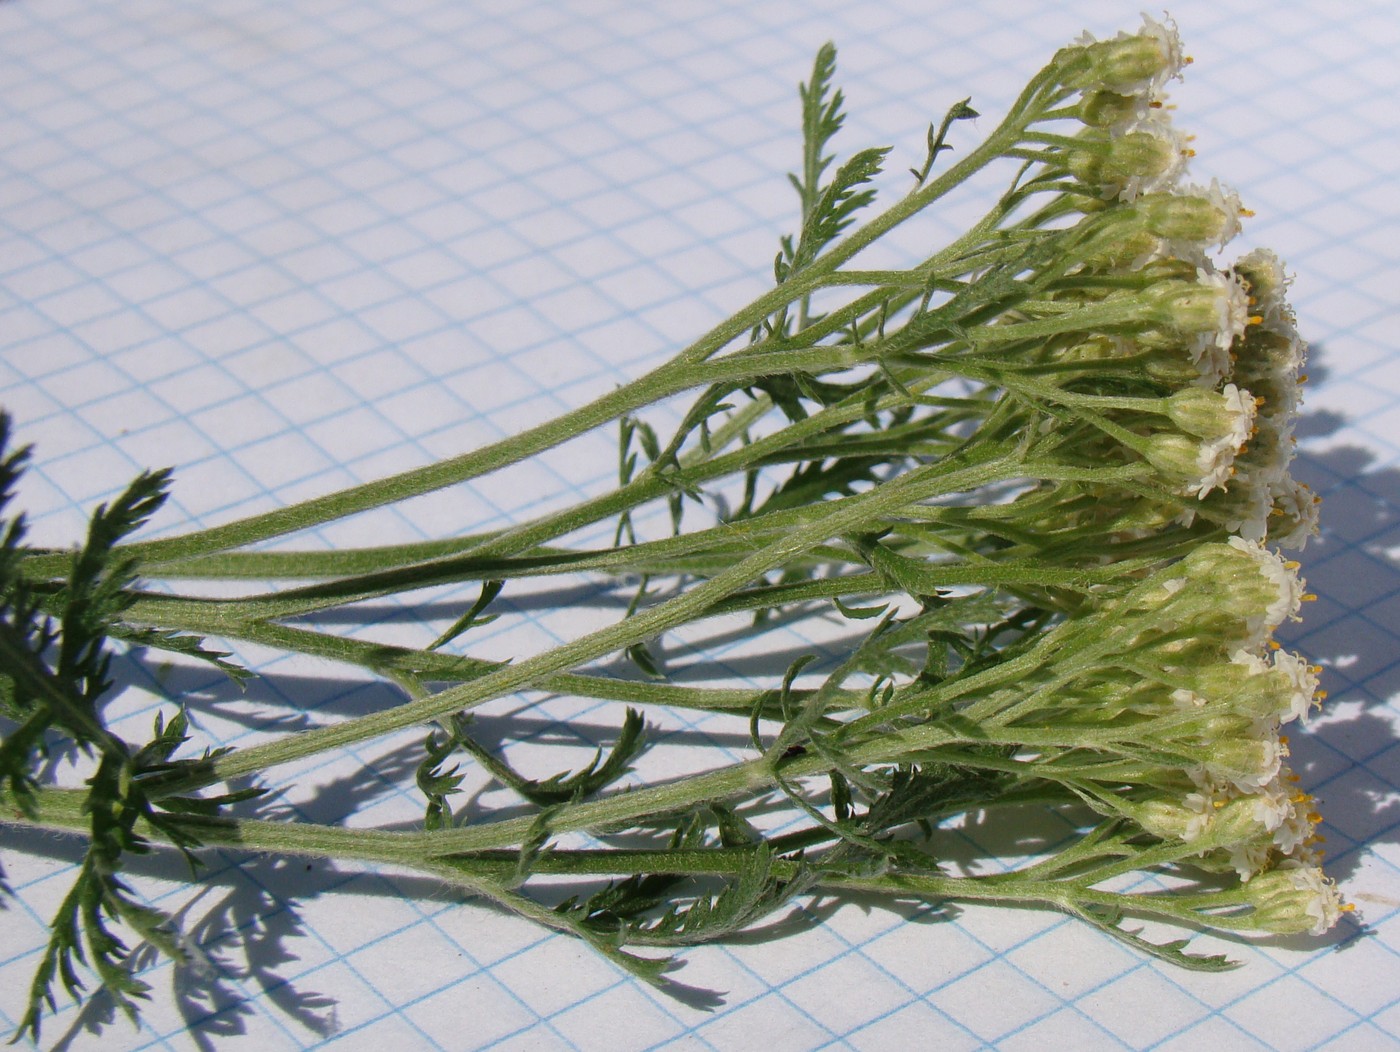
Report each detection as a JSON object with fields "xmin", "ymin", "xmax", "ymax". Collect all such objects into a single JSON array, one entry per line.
[
  {"xmin": 170, "ymin": 451, "xmax": 1025, "ymax": 789},
  {"xmin": 19, "ymin": 66, "xmax": 1068, "ymax": 582},
  {"xmin": 2, "ymin": 784, "xmax": 1227, "ymax": 935}
]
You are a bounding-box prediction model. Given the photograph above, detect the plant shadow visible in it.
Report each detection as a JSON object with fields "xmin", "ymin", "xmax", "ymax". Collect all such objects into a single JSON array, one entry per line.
[
  {"xmin": 10, "ymin": 347, "xmax": 1400, "ymax": 1043},
  {"xmin": 1277, "ymin": 439, "xmax": 1400, "ymax": 889}
]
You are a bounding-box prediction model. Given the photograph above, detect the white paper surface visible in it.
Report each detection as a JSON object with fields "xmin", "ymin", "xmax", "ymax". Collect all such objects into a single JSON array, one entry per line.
[{"xmin": 3, "ymin": 1, "xmax": 1400, "ymax": 1048}]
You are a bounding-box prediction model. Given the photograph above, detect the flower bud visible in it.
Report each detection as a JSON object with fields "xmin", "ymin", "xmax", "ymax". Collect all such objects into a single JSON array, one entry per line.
[
  {"xmin": 1077, "ymin": 90, "xmax": 1149, "ymax": 129},
  {"xmin": 1138, "ymin": 256, "xmax": 1202, "ymax": 283},
  {"xmin": 1144, "ymin": 352, "xmax": 1209, "ymax": 386},
  {"xmin": 1080, "ymin": 224, "xmax": 1161, "ymax": 269},
  {"xmin": 1192, "ymin": 710, "xmax": 1260, "ymax": 741},
  {"xmin": 1201, "ymin": 733, "xmax": 1285, "ymax": 793},
  {"xmin": 1096, "ymin": 492, "xmax": 1184, "ymax": 533},
  {"xmin": 1142, "ymin": 432, "xmax": 1222, "ymax": 496},
  {"xmin": 1133, "ymin": 793, "xmax": 1213, "ymax": 842}
]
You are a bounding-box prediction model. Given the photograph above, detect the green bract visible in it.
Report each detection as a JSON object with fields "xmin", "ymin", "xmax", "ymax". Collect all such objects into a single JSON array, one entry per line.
[{"xmin": 1, "ymin": 13, "xmax": 1343, "ymax": 1044}]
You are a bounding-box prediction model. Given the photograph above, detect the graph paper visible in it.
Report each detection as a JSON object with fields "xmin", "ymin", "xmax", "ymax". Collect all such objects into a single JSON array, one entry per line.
[{"xmin": 3, "ymin": 0, "xmax": 1400, "ymax": 1048}]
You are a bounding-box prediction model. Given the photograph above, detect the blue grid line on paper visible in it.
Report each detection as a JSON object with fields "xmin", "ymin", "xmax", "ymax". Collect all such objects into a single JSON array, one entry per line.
[
  {"xmin": 3, "ymin": 0, "xmax": 1400, "ymax": 1049},
  {"xmin": 0, "ymin": 2, "xmax": 795, "ymax": 535}
]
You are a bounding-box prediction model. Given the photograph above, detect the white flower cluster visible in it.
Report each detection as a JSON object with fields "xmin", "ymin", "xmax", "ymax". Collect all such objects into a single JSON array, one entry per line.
[
  {"xmin": 1069, "ymin": 14, "xmax": 1192, "ymax": 202},
  {"xmin": 1144, "ymin": 379, "xmax": 1256, "ymax": 498},
  {"xmin": 1165, "ymin": 250, "xmax": 1317, "ymax": 545},
  {"xmin": 1040, "ymin": 20, "xmax": 1320, "ymax": 548},
  {"xmin": 1175, "ymin": 541, "xmax": 1324, "ymax": 878},
  {"xmin": 1214, "ymin": 248, "xmax": 1319, "ymax": 546},
  {"xmin": 912, "ymin": 16, "xmax": 1343, "ymax": 939},
  {"xmin": 1024, "ymin": 540, "xmax": 1340, "ymax": 928}
]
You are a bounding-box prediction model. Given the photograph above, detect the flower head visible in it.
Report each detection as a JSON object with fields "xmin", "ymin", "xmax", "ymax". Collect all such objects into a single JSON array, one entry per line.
[
  {"xmin": 1178, "ymin": 648, "xmax": 1321, "ymax": 725},
  {"xmin": 1180, "ymin": 471, "xmax": 1274, "ymax": 542},
  {"xmin": 1239, "ymin": 862, "xmax": 1346, "ymax": 935},
  {"xmin": 1166, "ymin": 383, "xmax": 1256, "ymax": 445},
  {"xmin": 1198, "ymin": 728, "xmax": 1286, "ymax": 794},
  {"xmin": 1141, "ymin": 180, "xmax": 1247, "ymax": 252},
  {"xmin": 1268, "ymin": 477, "xmax": 1323, "ymax": 550},
  {"xmin": 1142, "ymin": 432, "xmax": 1232, "ymax": 498},
  {"xmin": 1076, "ymin": 89, "xmax": 1153, "ymax": 133},
  {"xmin": 1071, "ymin": 13, "xmax": 1186, "ymax": 99},
  {"xmin": 1069, "ymin": 113, "xmax": 1191, "ymax": 201},
  {"xmin": 1226, "ymin": 537, "xmax": 1307, "ymax": 635},
  {"xmin": 1153, "ymin": 267, "xmax": 1251, "ymax": 353},
  {"xmin": 1157, "ymin": 539, "xmax": 1306, "ymax": 651},
  {"xmin": 1233, "ymin": 248, "xmax": 1294, "ymax": 330},
  {"xmin": 1136, "ymin": 384, "xmax": 1256, "ymax": 499}
]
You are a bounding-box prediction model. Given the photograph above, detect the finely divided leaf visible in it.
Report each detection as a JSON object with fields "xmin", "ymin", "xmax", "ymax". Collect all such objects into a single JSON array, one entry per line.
[
  {"xmin": 427, "ymin": 709, "xmax": 648, "ymax": 811},
  {"xmin": 789, "ymin": 147, "xmax": 891, "ymax": 276},
  {"xmin": 795, "ymin": 42, "xmax": 845, "ymax": 228},
  {"xmin": 628, "ymin": 846, "xmax": 803, "ymax": 947},
  {"xmin": 909, "ymin": 97, "xmax": 980, "ymax": 186},
  {"xmin": 1076, "ymin": 904, "xmax": 1238, "ymax": 972},
  {"xmin": 110, "ymin": 625, "xmax": 251, "ymax": 685}
]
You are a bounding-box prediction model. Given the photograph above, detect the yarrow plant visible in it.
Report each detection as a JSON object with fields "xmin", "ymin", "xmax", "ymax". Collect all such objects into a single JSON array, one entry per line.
[{"xmin": 1, "ymin": 14, "xmax": 1348, "ymax": 1043}]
